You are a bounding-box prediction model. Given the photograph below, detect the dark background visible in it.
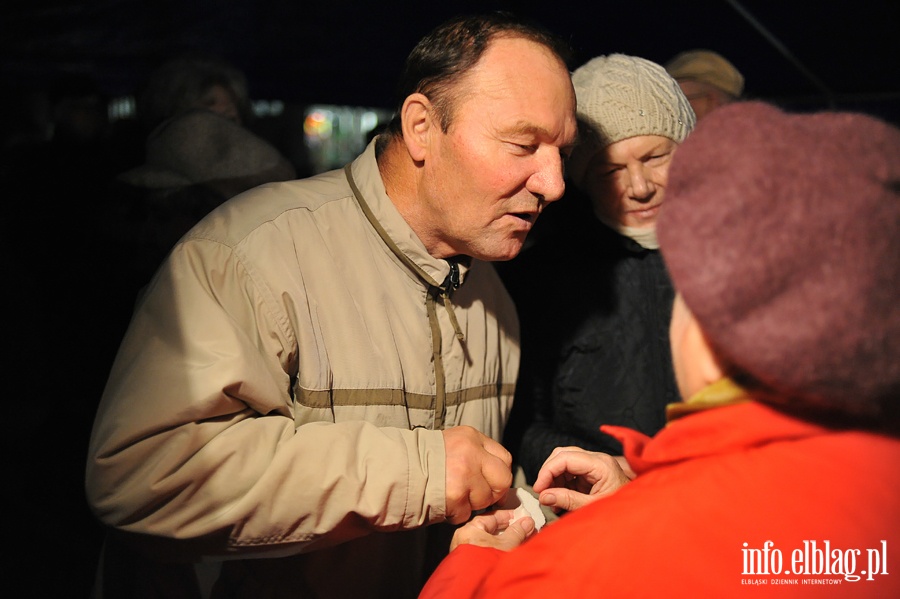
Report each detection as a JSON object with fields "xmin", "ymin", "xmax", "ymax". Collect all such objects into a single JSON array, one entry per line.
[
  {"xmin": 3, "ymin": 0, "xmax": 899, "ymax": 117},
  {"xmin": 1, "ymin": 1, "xmax": 897, "ymax": 596}
]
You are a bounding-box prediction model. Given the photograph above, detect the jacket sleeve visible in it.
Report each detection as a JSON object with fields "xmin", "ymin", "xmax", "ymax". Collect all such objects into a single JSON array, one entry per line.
[{"xmin": 85, "ymin": 238, "xmax": 447, "ymax": 559}]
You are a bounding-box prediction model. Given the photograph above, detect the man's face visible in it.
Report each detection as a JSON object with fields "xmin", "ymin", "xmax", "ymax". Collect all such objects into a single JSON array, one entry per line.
[
  {"xmin": 582, "ymin": 135, "xmax": 677, "ymax": 229},
  {"xmin": 417, "ymin": 37, "xmax": 577, "ymax": 261}
]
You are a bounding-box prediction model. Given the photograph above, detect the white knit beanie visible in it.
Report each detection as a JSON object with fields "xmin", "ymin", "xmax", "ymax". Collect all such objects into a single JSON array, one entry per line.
[{"xmin": 568, "ymin": 54, "xmax": 696, "ymax": 188}]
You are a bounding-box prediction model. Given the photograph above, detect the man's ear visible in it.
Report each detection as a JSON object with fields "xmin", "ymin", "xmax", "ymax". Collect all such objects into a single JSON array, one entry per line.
[{"xmin": 400, "ymin": 93, "xmax": 434, "ymax": 162}]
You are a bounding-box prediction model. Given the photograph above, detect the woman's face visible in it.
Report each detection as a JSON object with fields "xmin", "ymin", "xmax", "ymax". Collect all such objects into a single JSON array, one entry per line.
[
  {"xmin": 198, "ymin": 84, "xmax": 242, "ymax": 125},
  {"xmin": 582, "ymin": 135, "xmax": 677, "ymax": 229}
]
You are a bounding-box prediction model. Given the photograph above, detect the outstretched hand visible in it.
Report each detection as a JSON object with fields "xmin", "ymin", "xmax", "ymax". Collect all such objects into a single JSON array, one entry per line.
[
  {"xmin": 532, "ymin": 447, "xmax": 633, "ymax": 513},
  {"xmin": 449, "ymin": 509, "xmax": 536, "ymax": 552}
]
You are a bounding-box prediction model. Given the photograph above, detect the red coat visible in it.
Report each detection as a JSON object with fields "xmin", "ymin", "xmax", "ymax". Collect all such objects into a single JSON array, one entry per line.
[{"xmin": 421, "ymin": 402, "xmax": 900, "ymax": 598}]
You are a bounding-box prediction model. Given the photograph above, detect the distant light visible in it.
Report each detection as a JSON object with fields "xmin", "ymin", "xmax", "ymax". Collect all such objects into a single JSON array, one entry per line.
[
  {"xmin": 360, "ymin": 111, "xmax": 378, "ymax": 134},
  {"xmin": 253, "ymin": 99, "xmax": 284, "ymax": 117},
  {"xmin": 108, "ymin": 96, "xmax": 136, "ymax": 121},
  {"xmin": 304, "ymin": 110, "xmax": 333, "ymax": 140}
]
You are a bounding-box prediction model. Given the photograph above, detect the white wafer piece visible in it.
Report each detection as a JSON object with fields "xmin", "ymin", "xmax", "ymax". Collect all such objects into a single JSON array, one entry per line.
[{"xmin": 499, "ymin": 487, "xmax": 546, "ymax": 532}]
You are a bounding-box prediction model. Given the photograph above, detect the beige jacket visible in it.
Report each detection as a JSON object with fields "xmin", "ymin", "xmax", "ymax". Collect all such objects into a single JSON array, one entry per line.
[{"xmin": 85, "ymin": 140, "xmax": 519, "ymax": 598}]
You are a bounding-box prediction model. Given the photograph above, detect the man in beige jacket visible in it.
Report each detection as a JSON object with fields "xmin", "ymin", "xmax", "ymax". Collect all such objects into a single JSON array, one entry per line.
[{"xmin": 85, "ymin": 12, "xmax": 577, "ymax": 599}]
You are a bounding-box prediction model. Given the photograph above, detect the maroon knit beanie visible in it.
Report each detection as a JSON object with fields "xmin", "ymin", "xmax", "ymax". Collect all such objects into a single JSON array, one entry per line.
[{"xmin": 658, "ymin": 101, "xmax": 900, "ymax": 421}]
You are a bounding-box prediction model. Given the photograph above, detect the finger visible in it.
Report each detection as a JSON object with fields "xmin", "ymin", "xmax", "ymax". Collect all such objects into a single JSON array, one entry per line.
[
  {"xmin": 449, "ymin": 511, "xmax": 515, "ymax": 552},
  {"xmin": 449, "ymin": 463, "xmax": 512, "ymax": 521},
  {"xmin": 469, "ymin": 512, "xmax": 506, "ymax": 534},
  {"xmin": 450, "ymin": 515, "xmax": 534, "ymax": 552},
  {"xmin": 450, "ymin": 526, "xmax": 492, "ymax": 552},
  {"xmin": 480, "ymin": 452, "xmax": 514, "ymax": 500},
  {"xmin": 464, "ymin": 474, "xmax": 506, "ymax": 515},
  {"xmin": 540, "ymin": 448, "xmax": 580, "ymax": 487},
  {"xmin": 487, "ymin": 508, "xmax": 519, "ymax": 532},
  {"xmin": 533, "ymin": 451, "xmax": 604, "ymax": 492},
  {"xmin": 496, "ymin": 516, "xmax": 535, "ymax": 550},
  {"xmin": 546, "ymin": 445, "xmax": 587, "ymax": 461},
  {"xmin": 533, "ymin": 454, "xmax": 578, "ymax": 492},
  {"xmin": 482, "ymin": 436, "xmax": 513, "ymax": 468},
  {"xmin": 538, "ymin": 488, "xmax": 593, "ymax": 512},
  {"xmin": 443, "ymin": 427, "xmax": 511, "ymax": 521}
]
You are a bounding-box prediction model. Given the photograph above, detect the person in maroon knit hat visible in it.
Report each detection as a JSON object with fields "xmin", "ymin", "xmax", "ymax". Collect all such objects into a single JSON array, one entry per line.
[{"xmin": 418, "ymin": 101, "xmax": 900, "ymax": 598}]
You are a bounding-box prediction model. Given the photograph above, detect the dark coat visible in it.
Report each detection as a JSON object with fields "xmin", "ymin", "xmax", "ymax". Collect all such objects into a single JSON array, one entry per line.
[{"xmin": 498, "ymin": 190, "xmax": 679, "ymax": 483}]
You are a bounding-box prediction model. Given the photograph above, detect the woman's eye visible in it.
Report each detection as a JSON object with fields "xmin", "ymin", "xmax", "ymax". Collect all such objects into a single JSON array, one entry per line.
[{"xmin": 599, "ymin": 166, "xmax": 620, "ymax": 177}]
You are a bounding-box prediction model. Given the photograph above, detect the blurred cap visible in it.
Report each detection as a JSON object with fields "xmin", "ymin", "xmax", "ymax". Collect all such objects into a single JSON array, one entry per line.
[{"xmin": 665, "ymin": 49, "xmax": 744, "ymax": 97}]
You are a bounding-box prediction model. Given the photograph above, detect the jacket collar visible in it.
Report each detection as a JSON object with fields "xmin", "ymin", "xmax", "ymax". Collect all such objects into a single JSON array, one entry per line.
[
  {"xmin": 345, "ymin": 139, "xmax": 469, "ymax": 291},
  {"xmin": 604, "ymin": 390, "xmax": 831, "ymax": 475},
  {"xmin": 665, "ymin": 377, "xmax": 750, "ymax": 422}
]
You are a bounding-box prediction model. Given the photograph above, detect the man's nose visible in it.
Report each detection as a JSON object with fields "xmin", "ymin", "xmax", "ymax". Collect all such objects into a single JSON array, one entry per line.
[{"xmin": 529, "ymin": 150, "xmax": 566, "ymax": 204}]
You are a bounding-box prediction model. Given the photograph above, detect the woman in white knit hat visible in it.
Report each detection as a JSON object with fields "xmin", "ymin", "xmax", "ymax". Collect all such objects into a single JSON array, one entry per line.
[{"xmin": 499, "ymin": 53, "xmax": 696, "ymax": 512}]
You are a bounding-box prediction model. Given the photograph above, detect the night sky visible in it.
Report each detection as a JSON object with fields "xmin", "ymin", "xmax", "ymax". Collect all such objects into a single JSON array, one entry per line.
[{"xmin": 2, "ymin": 0, "xmax": 898, "ymax": 119}]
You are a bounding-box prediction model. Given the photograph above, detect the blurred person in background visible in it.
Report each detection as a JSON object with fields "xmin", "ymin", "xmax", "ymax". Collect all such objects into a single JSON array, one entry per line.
[
  {"xmin": 665, "ymin": 49, "xmax": 744, "ymax": 120},
  {"xmin": 137, "ymin": 52, "xmax": 253, "ymax": 133}
]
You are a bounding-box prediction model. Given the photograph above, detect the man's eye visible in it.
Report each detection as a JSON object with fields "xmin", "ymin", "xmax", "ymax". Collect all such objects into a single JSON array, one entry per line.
[{"xmin": 508, "ymin": 142, "xmax": 537, "ymax": 154}]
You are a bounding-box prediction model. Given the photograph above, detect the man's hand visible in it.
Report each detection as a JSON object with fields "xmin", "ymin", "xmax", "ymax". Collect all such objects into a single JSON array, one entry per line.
[
  {"xmin": 532, "ymin": 446, "xmax": 633, "ymax": 513},
  {"xmin": 449, "ymin": 509, "xmax": 535, "ymax": 552},
  {"xmin": 443, "ymin": 426, "xmax": 513, "ymax": 524}
]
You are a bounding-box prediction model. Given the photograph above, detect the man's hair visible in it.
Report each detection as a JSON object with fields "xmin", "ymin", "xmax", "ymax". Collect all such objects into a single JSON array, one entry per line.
[{"xmin": 379, "ymin": 12, "xmax": 572, "ymax": 146}]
